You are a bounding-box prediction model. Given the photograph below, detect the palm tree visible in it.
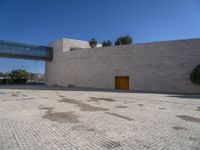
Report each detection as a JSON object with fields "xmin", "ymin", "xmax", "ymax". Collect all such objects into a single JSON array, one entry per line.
[
  {"xmin": 102, "ymin": 40, "xmax": 113, "ymax": 47},
  {"xmin": 89, "ymin": 38, "xmax": 97, "ymax": 48},
  {"xmin": 115, "ymin": 35, "xmax": 133, "ymax": 46}
]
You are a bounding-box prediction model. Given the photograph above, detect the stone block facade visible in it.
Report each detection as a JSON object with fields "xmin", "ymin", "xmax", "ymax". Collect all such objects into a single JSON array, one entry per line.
[{"xmin": 45, "ymin": 38, "xmax": 200, "ymax": 94}]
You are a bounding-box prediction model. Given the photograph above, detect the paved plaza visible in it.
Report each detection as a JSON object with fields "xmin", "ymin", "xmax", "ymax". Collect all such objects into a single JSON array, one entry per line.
[{"xmin": 0, "ymin": 85, "xmax": 200, "ymax": 150}]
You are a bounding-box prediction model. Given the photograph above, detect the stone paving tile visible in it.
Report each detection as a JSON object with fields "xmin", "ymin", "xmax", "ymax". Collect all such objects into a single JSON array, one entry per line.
[{"xmin": 0, "ymin": 86, "xmax": 200, "ymax": 150}]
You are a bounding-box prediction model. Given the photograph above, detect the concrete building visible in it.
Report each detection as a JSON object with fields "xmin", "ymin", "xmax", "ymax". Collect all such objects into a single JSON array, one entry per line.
[
  {"xmin": 0, "ymin": 38, "xmax": 199, "ymax": 94},
  {"xmin": 45, "ymin": 38, "xmax": 200, "ymax": 94}
]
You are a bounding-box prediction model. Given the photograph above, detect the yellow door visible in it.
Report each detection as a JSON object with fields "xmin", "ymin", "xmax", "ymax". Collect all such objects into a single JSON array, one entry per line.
[{"xmin": 115, "ymin": 76, "xmax": 129, "ymax": 90}]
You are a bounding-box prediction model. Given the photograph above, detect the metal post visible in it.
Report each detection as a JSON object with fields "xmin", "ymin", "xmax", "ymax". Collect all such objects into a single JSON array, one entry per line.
[{"xmin": 34, "ymin": 61, "xmax": 37, "ymax": 83}]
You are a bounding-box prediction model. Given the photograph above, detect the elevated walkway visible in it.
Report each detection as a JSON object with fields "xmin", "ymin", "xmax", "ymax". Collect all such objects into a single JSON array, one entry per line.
[{"xmin": 0, "ymin": 40, "xmax": 53, "ymax": 61}]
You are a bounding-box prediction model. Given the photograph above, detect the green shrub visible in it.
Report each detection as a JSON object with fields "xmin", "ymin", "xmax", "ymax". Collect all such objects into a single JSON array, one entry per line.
[
  {"xmin": 0, "ymin": 78, "xmax": 9, "ymax": 84},
  {"xmin": 190, "ymin": 65, "xmax": 200, "ymax": 85},
  {"xmin": 10, "ymin": 69, "xmax": 29, "ymax": 84}
]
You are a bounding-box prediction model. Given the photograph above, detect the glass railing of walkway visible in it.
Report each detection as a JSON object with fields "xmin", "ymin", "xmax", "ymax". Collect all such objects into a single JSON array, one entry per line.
[{"xmin": 0, "ymin": 40, "xmax": 53, "ymax": 61}]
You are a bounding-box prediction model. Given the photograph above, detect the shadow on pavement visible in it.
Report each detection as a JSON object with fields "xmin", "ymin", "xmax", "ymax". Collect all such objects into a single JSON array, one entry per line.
[
  {"xmin": 168, "ymin": 95, "xmax": 200, "ymax": 99},
  {"xmin": 0, "ymin": 84, "xmax": 199, "ymax": 96},
  {"xmin": 0, "ymin": 84, "xmax": 131, "ymax": 93}
]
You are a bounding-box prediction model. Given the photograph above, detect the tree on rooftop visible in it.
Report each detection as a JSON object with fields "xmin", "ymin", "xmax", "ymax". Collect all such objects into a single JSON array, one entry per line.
[
  {"xmin": 102, "ymin": 40, "xmax": 113, "ymax": 47},
  {"xmin": 89, "ymin": 38, "xmax": 97, "ymax": 48},
  {"xmin": 115, "ymin": 35, "xmax": 133, "ymax": 46}
]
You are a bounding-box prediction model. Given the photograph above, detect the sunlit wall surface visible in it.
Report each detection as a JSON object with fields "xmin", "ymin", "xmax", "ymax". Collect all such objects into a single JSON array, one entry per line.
[{"xmin": 0, "ymin": 40, "xmax": 53, "ymax": 61}]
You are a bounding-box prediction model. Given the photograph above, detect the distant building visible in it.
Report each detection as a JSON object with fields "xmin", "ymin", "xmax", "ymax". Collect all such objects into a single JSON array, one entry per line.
[
  {"xmin": 29, "ymin": 73, "xmax": 45, "ymax": 82},
  {"xmin": 35, "ymin": 73, "xmax": 45, "ymax": 81}
]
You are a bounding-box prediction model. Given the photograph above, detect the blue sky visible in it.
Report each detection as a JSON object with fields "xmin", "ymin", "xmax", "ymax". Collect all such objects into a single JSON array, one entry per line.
[{"xmin": 0, "ymin": 0, "xmax": 200, "ymax": 73}]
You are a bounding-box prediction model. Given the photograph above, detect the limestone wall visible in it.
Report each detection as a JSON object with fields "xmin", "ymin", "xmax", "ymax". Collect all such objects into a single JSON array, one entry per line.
[{"xmin": 45, "ymin": 38, "xmax": 200, "ymax": 94}]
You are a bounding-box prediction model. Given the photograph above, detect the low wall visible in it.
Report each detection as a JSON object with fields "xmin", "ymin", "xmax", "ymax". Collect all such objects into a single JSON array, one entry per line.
[{"xmin": 45, "ymin": 38, "xmax": 200, "ymax": 94}]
